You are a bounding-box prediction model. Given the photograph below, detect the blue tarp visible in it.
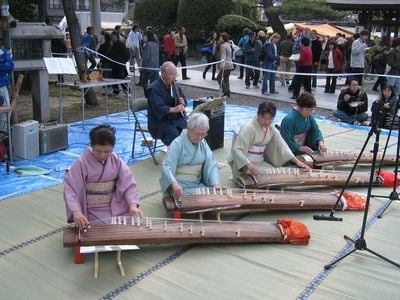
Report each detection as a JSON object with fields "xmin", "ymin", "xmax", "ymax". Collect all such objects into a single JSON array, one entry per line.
[{"xmin": 0, "ymin": 102, "xmax": 397, "ymax": 200}]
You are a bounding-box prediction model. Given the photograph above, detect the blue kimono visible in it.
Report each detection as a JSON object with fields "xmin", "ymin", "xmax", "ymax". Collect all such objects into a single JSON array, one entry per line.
[
  {"xmin": 280, "ymin": 108, "xmax": 324, "ymax": 155},
  {"xmin": 146, "ymin": 78, "xmax": 187, "ymax": 145},
  {"xmin": 160, "ymin": 130, "xmax": 220, "ymax": 195}
]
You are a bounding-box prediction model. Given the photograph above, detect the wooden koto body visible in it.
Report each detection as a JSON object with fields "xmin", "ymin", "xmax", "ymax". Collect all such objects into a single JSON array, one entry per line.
[
  {"xmin": 64, "ymin": 220, "xmax": 286, "ymax": 247},
  {"xmin": 235, "ymin": 169, "xmax": 372, "ymax": 189},
  {"xmin": 163, "ymin": 190, "xmax": 347, "ymax": 213},
  {"xmin": 297, "ymin": 150, "xmax": 397, "ymax": 168}
]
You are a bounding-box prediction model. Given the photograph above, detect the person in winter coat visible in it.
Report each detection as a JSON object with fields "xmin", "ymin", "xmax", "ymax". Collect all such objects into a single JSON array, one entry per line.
[
  {"xmin": 324, "ymin": 40, "xmax": 344, "ymax": 94},
  {"xmin": 109, "ymin": 31, "xmax": 130, "ymax": 96},
  {"xmin": 261, "ymin": 33, "xmax": 281, "ymax": 95}
]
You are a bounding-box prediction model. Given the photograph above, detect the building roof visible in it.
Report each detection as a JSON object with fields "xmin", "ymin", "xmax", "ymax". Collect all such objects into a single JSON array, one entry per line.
[{"xmin": 327, "ymin": 0, "xmax": 400, "ymax": 10}]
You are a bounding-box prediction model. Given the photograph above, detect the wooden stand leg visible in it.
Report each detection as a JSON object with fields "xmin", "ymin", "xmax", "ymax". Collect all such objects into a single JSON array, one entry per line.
[
  {"xmin": 116, "ymin": 251, "xmax": 125, "ymax": 276},
  {"xmin": 94, "ymin": 252, "xmax": 99, "ymax": 279}
]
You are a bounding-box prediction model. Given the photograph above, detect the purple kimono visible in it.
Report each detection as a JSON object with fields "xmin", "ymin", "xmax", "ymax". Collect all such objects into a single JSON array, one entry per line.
[{"xmin": 64, "ymin": 149, "xmax": 140, "ymax": 224}]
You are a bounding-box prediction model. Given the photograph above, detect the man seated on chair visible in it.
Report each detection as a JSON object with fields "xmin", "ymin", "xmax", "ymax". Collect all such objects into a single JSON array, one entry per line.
[
  {"xmin": 146, "ymin": 61, "xmax": 187, "ymax": 146},
  {"xmin": 160, "ymin": 113, "xmax": 220, "ymax": 198},
  {"xmin": 280, "ymin": 93, "xmax": 327, "ymax": 155},
  {"xmin": 332, "ymin": 78, "xmax": 369, "ymax": 125},
  {"xmin": 64, "ymin": 124, "xmax": 143, "ymax": 230},
  {"xmin": 229, "ymin": 101, "xmax": 310, "ymax": 180}
]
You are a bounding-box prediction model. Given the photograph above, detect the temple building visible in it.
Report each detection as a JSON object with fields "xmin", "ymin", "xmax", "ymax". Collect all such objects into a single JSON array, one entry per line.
[{"xmin": 327, "ymin": 0, "xmax": 400, "ymax": 37}]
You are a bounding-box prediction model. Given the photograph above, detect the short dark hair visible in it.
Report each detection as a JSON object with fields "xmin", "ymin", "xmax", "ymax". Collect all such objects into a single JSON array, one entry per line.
[
  {"xmin": 301, "ymin": 37, "xmax": 310, "ymax": 47},
  {"xmin": 111, "ymin": 30, "xmax": 120, "ymax": 39},
  {"xmin": 296, "ymin": 93, "xmax": 316, "ymax": 108},
  {"xmin": 115, "ymin": 25, "xmax": 121, "ymax": 31},
  {"xmin": 90, "ymin": 124, "xmax": 116, "ymax": 147},
  {"xmin": 257, "ymin": 101, "xmax": 277, "ymax": 118},
  {"xmin": 86, "ymin": 26, "xmax": 94, "ymax": 32},
  {"xmin": 360, "ymin": 29, "xmax": 369, "ymax": 37}
]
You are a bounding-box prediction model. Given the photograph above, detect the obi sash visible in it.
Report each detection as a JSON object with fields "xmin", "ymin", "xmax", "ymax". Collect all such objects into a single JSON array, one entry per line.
[
  {"xmin": 247, "ymin": 145, "xmax": 266, "ymax": 163},
  {"xmin": 293, "ymin": 132, "xmax": 307, "ymax": 147},
  {"xmin": 175, "ymin": 164, "xmax": 202, "ymax": 182},
  {"xmin": 86, "ymin": 180, "xmax": 116, "ymax": 205}
]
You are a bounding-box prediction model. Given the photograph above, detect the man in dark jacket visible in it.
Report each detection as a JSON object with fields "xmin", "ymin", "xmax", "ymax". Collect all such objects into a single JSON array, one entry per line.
[
  {"xmin": 310, "ymin": 30, "xmax": 322, "ymax": 89},
  {"xmin": 243, "ymin": 32, "xmax": 261, "ymax": 89},
  {"xmin": 109, "ymin": 31, "xmax": 130, "ymax": 95},
  {"xmin": 333, "ymin": 79, "xmax": 368, "ymax": 124},
  {"xmin": 146, "ymin": 62, "xmax": 187, "ymax": 146}
]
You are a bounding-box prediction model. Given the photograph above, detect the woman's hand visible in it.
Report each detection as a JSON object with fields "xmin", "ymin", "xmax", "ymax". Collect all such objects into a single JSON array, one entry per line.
[
  {"xmin": 129, "ymin": 203, "xmax": 144, "ymax": 218},
  {"xmin": 247, "ymin": 163, "xmax": 259, "ymax": 175},
  {"xmin": 170, "ymin": 183, "xmax": 183, "ymax": 197},
  {"xmin": 73, "ymin": 211, "xmax": 89, "ymax": 230}
]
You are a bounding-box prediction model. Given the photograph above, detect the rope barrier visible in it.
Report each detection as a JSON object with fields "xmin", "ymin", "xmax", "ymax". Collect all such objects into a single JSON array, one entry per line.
[{"xmin": 77, "ymin": 47, "xmax": 400, "ymax": 80}]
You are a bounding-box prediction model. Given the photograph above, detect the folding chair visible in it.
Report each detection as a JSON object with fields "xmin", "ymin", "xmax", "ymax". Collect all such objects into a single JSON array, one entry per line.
[{"xmin": 131, "ymin": 98, "xmax": 161, "ymax": 165}]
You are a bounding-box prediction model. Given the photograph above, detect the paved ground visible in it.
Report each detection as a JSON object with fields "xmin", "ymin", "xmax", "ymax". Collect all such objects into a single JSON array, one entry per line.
[
  {"xmin": 176, "ymin": 63, "xmax": 378, "ymax": 114},
  {"xmin": 15, "ymin": 59, "xmax": 381, "ymax": 124}
]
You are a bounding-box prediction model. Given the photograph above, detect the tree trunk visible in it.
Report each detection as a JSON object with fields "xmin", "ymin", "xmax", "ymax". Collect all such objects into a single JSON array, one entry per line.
[
  {"xmin": 262, "ymin": 0, "xmax": 287, "ymax": 39},
  {"xmin": 37, "ymin": 0, "xmax": 48, "ymax": 23},
  {"xmin": 62, "ymin": 0, "xmax": 98, "ymax": 106}
]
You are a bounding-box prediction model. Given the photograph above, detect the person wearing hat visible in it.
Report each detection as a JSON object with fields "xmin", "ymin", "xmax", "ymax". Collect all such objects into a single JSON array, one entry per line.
[{"xmin": 257, "ymin": 30, "xmax": 267, "ymax": 46}]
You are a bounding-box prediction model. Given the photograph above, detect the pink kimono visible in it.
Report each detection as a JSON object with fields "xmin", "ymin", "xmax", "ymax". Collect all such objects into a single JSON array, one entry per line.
[{"xmin": 64, "ymin": 149, "xmax": 140, "ymax": 224}]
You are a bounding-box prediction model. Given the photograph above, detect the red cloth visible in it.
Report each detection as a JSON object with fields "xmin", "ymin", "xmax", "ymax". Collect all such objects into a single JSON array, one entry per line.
[
  {"xmin": 337, "ymin": 191, "xmax": 366, "ymax": 211},
  {"xmin": 378, "ymin": 170, "xmax": 400, "ymax": 187},
  {"xmin": 325, "ymin": 48, "xmax": 344, "ymax": 71},
  {"xmin": 163, "ymin": 34, "xmax": 176, "ymax": 56},
  {"xmin": 276, "ymin": 218, "xmax": 310, "ymax": 245},
  {"xmin": 297, "ymin": 47, "xmax": 313, "ymax": 67}
]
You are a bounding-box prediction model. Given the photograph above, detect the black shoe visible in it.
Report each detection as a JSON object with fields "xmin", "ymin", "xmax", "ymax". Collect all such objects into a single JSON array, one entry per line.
[
  {"xmin": 182, "ymin": 77, "xmax": 191, "ymax": 80},
  {"xmin": 290, "ymin": 95, "xmax": 297, "ymax": 99},
  {"xmin": 324, "ymin": 90, "xmax": 329, "ymax": 93},
  {"xmin": 372, "ymin": 88, "xmax": 378, "ymax": 92},
  {"xmin": 212, "ymin": 77, "xmax": 217, "ymax": 81},
  {"xmin": 202, "ymin": 72, "xmax": 206, "ymax": 79},
  {"xmin": 237, "ymin": 76, "xmax": 243, "ymax": 79},
  {"xmin": 286, "ymin": 80, "xmax": 290, "ymax": 85}
]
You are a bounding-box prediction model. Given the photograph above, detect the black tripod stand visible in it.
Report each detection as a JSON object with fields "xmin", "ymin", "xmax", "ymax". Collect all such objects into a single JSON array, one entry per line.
[
  {"xmin": 322, "ymin": 122, "xmax": 400, "ymax": 270},
  {"xmin": 372, "ymin": 97, "xmax": 400, "ymax": 218}
]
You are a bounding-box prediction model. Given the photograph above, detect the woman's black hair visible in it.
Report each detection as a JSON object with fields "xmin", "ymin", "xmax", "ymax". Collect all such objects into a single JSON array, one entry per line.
[
  {"xmin": 296, "ymin": 92, "xmax": 316, "ymax": 108},
  {"xmin": 89, "ymin": 124, "xmax": 116, "ymax": 147},
  {"xmin": 257, "ymin": 101, "xmax": 277, "ymax": 118}
]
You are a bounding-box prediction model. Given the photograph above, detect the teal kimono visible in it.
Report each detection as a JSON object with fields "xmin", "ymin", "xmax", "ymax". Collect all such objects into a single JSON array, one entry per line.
[
  {"xmin": 160, "ymin": 130, "xmax": 220, "ymax": 195},
  {"xmin": 280, "ymin": 108, "xmax": 324, "ymax": 155}
]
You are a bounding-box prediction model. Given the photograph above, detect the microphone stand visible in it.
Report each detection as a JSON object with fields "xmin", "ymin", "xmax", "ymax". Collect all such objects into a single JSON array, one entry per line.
[
  {"xmin": 313, "ymin": 122, "xmax": 378, "ymax": 222},
  {"xmin": 324, "ymin": 121, "xmax": 400, "ymax": 270},
  {"xmin": 372, "ymin": 96, "xmax": 400, "ymax": 218}
]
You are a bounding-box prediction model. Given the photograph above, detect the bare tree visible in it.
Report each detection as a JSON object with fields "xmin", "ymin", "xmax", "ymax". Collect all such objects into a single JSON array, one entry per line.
[
  {"xmin": 262, "ymin": 0, "xmax": 287, "ymax": 39},
  {"xmin": 62, "ymin": 0, "xmax": 98, "ymax": 106}
]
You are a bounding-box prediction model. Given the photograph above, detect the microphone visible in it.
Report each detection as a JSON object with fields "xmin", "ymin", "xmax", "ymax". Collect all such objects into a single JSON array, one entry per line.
[{"xmin": 313, "ymin": 214, "xmax": 343, "ymax": 221}]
